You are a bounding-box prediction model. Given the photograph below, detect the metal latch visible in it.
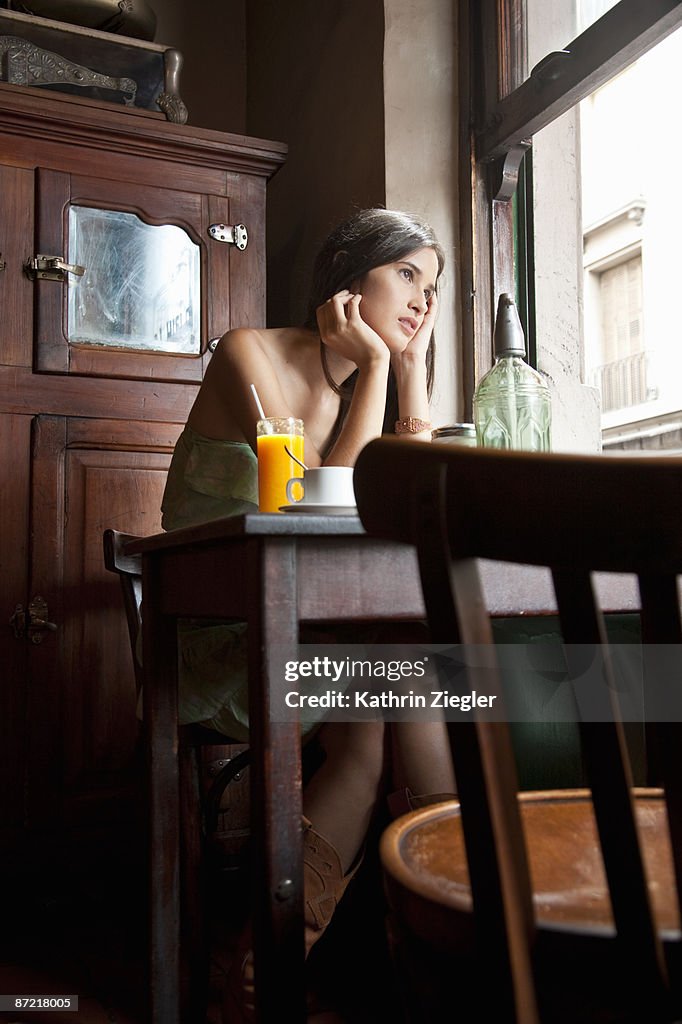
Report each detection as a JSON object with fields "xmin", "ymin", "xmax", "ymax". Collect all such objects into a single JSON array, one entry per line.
[
  {"xmin": 9, "ymin": 596, "xmax": 58, "ymax": 644},
  {"xmin": 25, "ymin": 255, "xmax": 86, "ymax": 281},
  {"xmin": 208, "ymin": 223, "xmax": 248, "ymax": 250}
]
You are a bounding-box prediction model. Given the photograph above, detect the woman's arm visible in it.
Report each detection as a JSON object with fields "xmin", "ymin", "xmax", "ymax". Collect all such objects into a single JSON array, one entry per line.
[
  {"xmin": 315, "ymin": 291, "xmax": 390, "ymax": 467},
  {"xmin": 391, "ymin": 292, "xmax": 438, "ymax": 442}
]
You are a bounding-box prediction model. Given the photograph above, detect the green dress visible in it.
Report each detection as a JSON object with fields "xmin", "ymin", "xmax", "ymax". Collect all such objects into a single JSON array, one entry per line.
[
  {"xmin": 160, "ymin": 425, "xmax": 258, "ymax": 742},
  {"xmin": 159, "ymin": 424, "xmax": 337, "ymax": 742}
]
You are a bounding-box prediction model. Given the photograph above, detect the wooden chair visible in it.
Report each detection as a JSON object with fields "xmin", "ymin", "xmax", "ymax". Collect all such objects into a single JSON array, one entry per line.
[
  {"xmin": 102, "ymin": 528, "xmax": 251, "ymax": 1018},
  {"xmin": 353, "ymin": 440, "xmax": 682, "ymax": 1024}
]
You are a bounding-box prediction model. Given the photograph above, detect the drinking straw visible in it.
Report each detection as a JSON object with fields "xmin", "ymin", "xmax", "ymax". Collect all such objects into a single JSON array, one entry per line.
[
  {"xmin": 250, "ymin": 383, "xmax": 274, "ymax": 434},
  {"xmin": 250, "ymin": 383, "xmax": 266, "ymax": 420}
]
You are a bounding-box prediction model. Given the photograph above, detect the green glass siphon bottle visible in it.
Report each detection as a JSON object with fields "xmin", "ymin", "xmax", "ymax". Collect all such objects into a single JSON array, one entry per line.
[{"xmin": 473, "ymin": 293, "xmax": 551, "ymax": 451}]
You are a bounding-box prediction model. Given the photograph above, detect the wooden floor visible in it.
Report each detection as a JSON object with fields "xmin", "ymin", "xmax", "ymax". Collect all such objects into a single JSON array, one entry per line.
[{"xmin": 0, "ymin": 830, "xmax": 401, "ymax": 1024}]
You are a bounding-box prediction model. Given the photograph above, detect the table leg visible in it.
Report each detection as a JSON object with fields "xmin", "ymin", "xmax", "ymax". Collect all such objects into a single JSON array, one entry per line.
[
  {"xmin": 142, "ymin": 552, "xmax": 181, "ymax": 1024},
  {"xmin": 248, "ymin": 538, "xmax": 306, "ymax": 1021}
]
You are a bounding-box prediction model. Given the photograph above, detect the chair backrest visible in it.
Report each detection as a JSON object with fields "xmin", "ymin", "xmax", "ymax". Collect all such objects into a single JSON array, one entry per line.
[
  {"xmin": 354, "ymin": 439, "xmax": 682, "ymax": 1023},
  {"xmin": 103, "ymin": 528, "xmax": 144, "ymax": 695}
]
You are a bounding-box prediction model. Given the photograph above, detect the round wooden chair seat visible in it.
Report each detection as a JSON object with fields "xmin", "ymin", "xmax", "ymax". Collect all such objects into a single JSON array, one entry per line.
[{"xmin": 380, "ymin": 788, "xmax": 680, "ymax": 952}]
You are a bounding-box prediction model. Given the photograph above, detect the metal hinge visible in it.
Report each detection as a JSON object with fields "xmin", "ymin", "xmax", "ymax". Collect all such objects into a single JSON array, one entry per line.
[
  {"xmin": 25, "ymin": 255, "xmax": 85, "ymax": 282},
  {"xmin": 0, "ymin": 252, "xmax": 6, "ymax": 272},
  {"xmin": 208, "ymin": 223, "xmax": 248, "ymax": 250},
  {"xmin": 9, "ymin": 595, "xmax": 58, "ymax": 644}
]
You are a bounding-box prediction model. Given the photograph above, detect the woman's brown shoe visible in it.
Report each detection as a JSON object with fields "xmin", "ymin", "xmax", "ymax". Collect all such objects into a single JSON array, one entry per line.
[
  {"xmin": 301, "ymin": 817, "xmax": 363, "ymax": 956},
  {"xmin": 222, "ymin": 818, "xmax": 362, "ymax": 1020}
]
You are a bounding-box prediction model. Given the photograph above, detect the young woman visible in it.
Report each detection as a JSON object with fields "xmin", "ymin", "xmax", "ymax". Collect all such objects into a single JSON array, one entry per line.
[{"xmin": 160, "ymin": 207, "xmax": 456, "ymax": 1016}]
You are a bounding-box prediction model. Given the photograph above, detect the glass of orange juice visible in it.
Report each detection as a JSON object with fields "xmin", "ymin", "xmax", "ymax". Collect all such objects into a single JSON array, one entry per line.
[{"xmin": 256, "ymin": 417, "xmax": 305, "ymax": 512}]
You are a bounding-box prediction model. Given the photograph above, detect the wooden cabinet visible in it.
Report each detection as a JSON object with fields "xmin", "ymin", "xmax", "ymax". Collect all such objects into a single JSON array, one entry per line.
[{"xmin": 0, "ymin": 84, "xmax": 285, "ymax": 866}]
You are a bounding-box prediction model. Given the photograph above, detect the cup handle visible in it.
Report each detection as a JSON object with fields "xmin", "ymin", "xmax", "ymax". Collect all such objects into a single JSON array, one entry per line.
[{"xmin": 286, "ymin": 476, "xmax": 304, "ymax": 504}]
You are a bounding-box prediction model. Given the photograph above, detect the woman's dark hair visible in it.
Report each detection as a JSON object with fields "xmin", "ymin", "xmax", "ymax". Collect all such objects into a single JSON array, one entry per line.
[{"xmin": 303, "ymin": 208, "xmax": 446, "ymax": 455}]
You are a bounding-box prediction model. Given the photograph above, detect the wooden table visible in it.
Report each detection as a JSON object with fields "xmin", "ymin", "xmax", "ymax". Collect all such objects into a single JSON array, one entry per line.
[{"xmin": 125, "ymin": 512, "xmax": 639, "ymax": 1023}]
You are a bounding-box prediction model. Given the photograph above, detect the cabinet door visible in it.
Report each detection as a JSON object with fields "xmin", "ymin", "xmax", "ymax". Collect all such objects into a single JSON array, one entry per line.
[
  {"xmin": 25, "ymin": 415, "xmax": 175, "ymax": 835},
  {"xmin": 32, "ymin": 168, "xmax": 262, "ymax": 383}
]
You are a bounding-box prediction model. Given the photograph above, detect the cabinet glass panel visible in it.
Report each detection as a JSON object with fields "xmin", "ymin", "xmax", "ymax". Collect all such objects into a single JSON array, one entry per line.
[{"xmin": 67, "ymin": 205, "xmax": 201, "ymax": 353}]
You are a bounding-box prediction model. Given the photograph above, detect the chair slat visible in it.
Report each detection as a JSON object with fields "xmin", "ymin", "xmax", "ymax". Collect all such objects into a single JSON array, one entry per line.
[
  {"xmin": 640, "ymin": 572, "xmax": 682, "ymax": 981},
  {"xmin": 553, "ymin": 566, "xmax": 667, "ymax": 998},
  {"xmin": 353, "ymin": 440, "xmax": 682, "ymax": 1022},
  {"xmin": 416, "ymin": 489, "xmax": 539, "ymax": 1023}
]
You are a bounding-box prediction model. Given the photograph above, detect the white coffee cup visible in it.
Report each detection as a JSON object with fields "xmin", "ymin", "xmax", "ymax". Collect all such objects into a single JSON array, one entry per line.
[{"xmin": 285, "ymin": 466, "xmax": 356, "ymax": 507}]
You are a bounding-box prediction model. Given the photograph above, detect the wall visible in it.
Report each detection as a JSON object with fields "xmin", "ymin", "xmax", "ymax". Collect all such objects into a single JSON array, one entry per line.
[
  {"xmin": 152, "ymin": 0, "xmax": 460, "ymax": 426},
  {"xmin": 528, "ymin": 3, "xmax": 601, "ymax": 451},
  {"xmin": 246, "ymin": 0, "xmax": 386, "ymax": 328},
  {"xmin": 153, "ymin": 0, "xmax": 246, "ymax": 133},
  {"xmin": 383, "ymin": 0, "xmax": 459, "ymax": 426}
]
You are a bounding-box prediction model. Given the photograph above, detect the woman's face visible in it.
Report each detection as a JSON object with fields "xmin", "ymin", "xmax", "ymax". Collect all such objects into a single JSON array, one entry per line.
[{"xmin": 353, "ymin": 246, "xmax": 440, "ymax": 352}]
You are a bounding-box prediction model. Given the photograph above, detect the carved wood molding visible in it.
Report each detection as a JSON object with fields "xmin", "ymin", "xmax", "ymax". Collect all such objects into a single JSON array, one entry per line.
[{"xmin": 0, "ymin": 84, "xmax": 288, "ymax": 177}]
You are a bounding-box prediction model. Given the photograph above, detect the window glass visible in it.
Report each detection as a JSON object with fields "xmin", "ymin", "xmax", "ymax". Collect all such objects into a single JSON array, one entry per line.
[
  {"xmin": 529, "ymin": 10, "xmax": 682, "ymax": 451},
  {"xmin": 526, "ymin": 0, "xmax": 620, "ymax": 73},
  {"xmin": 576, "ymin": 0, "xmax": 620, "ymax": 31},
  {"xmin": 590, "ymin": 256, "xmax": 645, "ymax": 412},
  {"xmin": 67, "ymin": 206, "xmax": 201, "ymax": 354},
  {"xmin": 582, "ymin": 26, "xmax": 682, "ymax": 448}
]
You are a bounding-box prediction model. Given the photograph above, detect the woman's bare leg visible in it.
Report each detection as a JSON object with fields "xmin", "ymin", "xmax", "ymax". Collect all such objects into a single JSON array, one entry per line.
[
  {"xmin": 225, "ymin": 719, "xmax": 386, "ymax": 1018},
  {"xmin": 339, "ymin": 621, "xmax": 456, "ymax": 800},
  {"xmin": 389, "ymin": 720, "xmax": 456, "ymax": 798},
  {"xmin": 302, "ymin": 720, "xmax": 385, "ymax": 872}
]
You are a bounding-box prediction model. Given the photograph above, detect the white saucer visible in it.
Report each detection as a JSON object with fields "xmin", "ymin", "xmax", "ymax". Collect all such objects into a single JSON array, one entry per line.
[{"xmin": 280, "ymin": 503, "xmax": 358, "ymax": 515}]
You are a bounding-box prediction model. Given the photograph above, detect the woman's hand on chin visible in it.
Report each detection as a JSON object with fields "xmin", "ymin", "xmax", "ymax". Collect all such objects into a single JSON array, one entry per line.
[
  {"xmin": 316, "ymin": 291, "xmax": 389, "ymax": 372},
  {"xmin": 392, "ymin": 291, "xmax": 439, "ymax": 374}
]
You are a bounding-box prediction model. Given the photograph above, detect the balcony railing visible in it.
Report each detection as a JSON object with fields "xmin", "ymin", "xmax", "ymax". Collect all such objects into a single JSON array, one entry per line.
[{"xmin": 589, "ymin": 351, "xmax": 650, "ymax": 412}]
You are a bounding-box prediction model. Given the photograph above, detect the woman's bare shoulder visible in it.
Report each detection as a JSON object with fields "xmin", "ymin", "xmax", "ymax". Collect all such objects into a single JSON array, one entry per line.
[
  {"xmin": 214, "ymin": 326, "xmax": 272, "ymax": 358},
  {"xmin": 189, "ymin": 325, "xmax": 323, "ymax": 445},
  {"xmin": 225, "ymin": 324, "xmax": 314, "ymax": 347},
  {"xmin": 213, "ymin": 326, "xmax": 317, "ymax": 370}
]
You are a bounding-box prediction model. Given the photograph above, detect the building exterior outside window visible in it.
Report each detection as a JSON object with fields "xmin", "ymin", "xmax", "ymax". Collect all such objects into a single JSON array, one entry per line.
[
  {"xmin": 592, "ymin": 254, "xmax": 646, "ymax": 412},
  {"xmin": 580, "ymin": 26, "xmax": 682, "ymax": 450},
  {"xmin": 463, "ymin": 0, "xmax": 682, "ymax": 454}
]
